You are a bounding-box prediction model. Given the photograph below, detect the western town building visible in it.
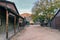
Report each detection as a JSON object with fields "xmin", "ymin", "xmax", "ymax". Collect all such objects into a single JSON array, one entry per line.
[
  {"xmin": 47, "ymin": 9, "xmax": 60, "ymax": 30},
  {"xmin": 0, "ymin": 0, "xmax": 24, "ymax": 40}
]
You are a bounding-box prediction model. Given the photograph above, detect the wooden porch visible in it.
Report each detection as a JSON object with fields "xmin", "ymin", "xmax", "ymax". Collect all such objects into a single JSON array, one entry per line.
[{"xmin": 0, "ymin": 1, "xmax": 24, "ymax": 40}]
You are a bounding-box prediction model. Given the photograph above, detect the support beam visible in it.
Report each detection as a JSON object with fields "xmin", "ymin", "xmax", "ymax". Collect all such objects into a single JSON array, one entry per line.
[
  {"xmin": 6, "ymin": 10, "xmax": 8, "ymax": 39},
  {"xmin": 17, "ymin": 18, "xmax": 19, "ymax": 32},
  {"xmin": 18, "ymin": 18, "xmax": 20, "ymax": 30},
  {"xmin": 18, "ymin": 18, "xmax": 21, "ymax": 31},
  {"xmin": 14, "ymin": 16, "xmax": 16, "ymax": 33}
]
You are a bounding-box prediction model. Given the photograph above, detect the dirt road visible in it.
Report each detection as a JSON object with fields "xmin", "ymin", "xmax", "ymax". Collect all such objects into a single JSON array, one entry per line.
[{"xmin": 11, "ymin": 25, "xmax": 60, "ymax": 40}]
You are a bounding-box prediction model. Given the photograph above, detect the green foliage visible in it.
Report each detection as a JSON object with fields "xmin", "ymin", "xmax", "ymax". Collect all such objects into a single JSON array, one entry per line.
[
  {"xmin": 32, "ymin": 0, "xmax": 60, "ymax": 23},
  {"xmin": 32, "ymin": 15, "xmax": 39, "ymax": 22}
]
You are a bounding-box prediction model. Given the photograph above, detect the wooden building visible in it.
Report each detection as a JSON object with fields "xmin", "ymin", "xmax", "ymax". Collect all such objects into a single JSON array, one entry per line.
[
  {"xmin": 0, "ymin": 1, "xmax": 24, "ymax": 40},
  {"xmin": 47, "ymin": 9, "xmax": 60, "ymax": 30}
]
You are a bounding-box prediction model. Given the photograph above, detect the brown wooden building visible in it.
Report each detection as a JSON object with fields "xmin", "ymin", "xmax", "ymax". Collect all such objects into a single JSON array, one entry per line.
[
  {"xmin": 47, "ymin": 9, "xmax": 60, "ymax": 30},
  {"xmin": 0, "ymin": 1, "xmax": 24, "ymax": 40}
]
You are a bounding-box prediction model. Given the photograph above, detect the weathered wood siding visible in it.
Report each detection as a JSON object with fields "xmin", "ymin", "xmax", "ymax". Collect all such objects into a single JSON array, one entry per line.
[
  {"xmin": 51, "ymin": 18, "xmax": 56, "ymax": 28},
  {"xmin": 48, "ymin": 10, "xmax": 60, "ymax": 29},
  {"xmin": 0, "ymin": 18, "xmax": 6, "ymax": 33},
  {"xmin": 55, "ymin": 11, "xmax": 60, "ymax": 29}
]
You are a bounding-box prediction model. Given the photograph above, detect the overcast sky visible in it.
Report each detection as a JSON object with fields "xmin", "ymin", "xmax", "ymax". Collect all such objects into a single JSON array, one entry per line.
[{"xmin": 8, "ymin": 0, "xmax": 37, "ymax": 14}]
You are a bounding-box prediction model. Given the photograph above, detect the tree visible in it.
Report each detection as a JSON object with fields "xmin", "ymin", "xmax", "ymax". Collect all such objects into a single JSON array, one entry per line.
[{"xmin": 32, "ymin": 0, "xmax": 60, "ymax": 23}]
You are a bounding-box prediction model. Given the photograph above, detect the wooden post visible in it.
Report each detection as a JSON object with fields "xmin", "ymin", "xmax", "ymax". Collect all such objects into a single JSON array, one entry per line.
[
  {"xmin": 6, "ymin": 10, "xmax": 8, "ymax": 39},
  {"xmin": 14, "ymin": 16, "xmax": 16, "ymax": 33},
  {"xmin": 18, "ymin": 18, "xmax": 20, "ymax": 30}
]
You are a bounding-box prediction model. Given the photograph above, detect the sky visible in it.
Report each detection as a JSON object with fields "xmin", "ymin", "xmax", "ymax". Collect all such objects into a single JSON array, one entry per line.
[{"xmin": 8, "ymin": 0, "xmax": 37, "ymax": 14}]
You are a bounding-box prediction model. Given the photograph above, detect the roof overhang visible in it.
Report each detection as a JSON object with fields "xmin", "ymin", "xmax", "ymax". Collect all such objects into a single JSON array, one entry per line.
[{"xmin": 0, "ymin": 1, "xmax": 24, "ymax": 19}]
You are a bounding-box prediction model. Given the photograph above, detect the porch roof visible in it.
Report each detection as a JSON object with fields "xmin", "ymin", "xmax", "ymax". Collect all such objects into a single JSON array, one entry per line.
[{"xmin": 0, "ymin": 1, "xmax": 24, "ymax": 19}]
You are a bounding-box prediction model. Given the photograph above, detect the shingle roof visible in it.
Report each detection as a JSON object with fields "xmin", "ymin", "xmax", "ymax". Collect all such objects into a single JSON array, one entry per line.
[
  {"xmin": 0, "ymin": 1, "xmax": 19, "ymax": 15},
  {"xmin": 0, "ymin": 1, "xmax": 24, "ymax": 19}
]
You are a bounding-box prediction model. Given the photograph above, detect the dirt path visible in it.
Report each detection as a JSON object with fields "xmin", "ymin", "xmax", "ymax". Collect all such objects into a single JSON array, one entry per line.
[{"xmin": 11, "ymin": 25, "xmax": 60, "ymax": 40}]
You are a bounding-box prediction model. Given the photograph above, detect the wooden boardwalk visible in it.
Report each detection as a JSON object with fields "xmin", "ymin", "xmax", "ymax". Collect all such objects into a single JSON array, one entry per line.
[{"xmin": 11, "ymin": 25, "xmax": 60, "ymax": 40}]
